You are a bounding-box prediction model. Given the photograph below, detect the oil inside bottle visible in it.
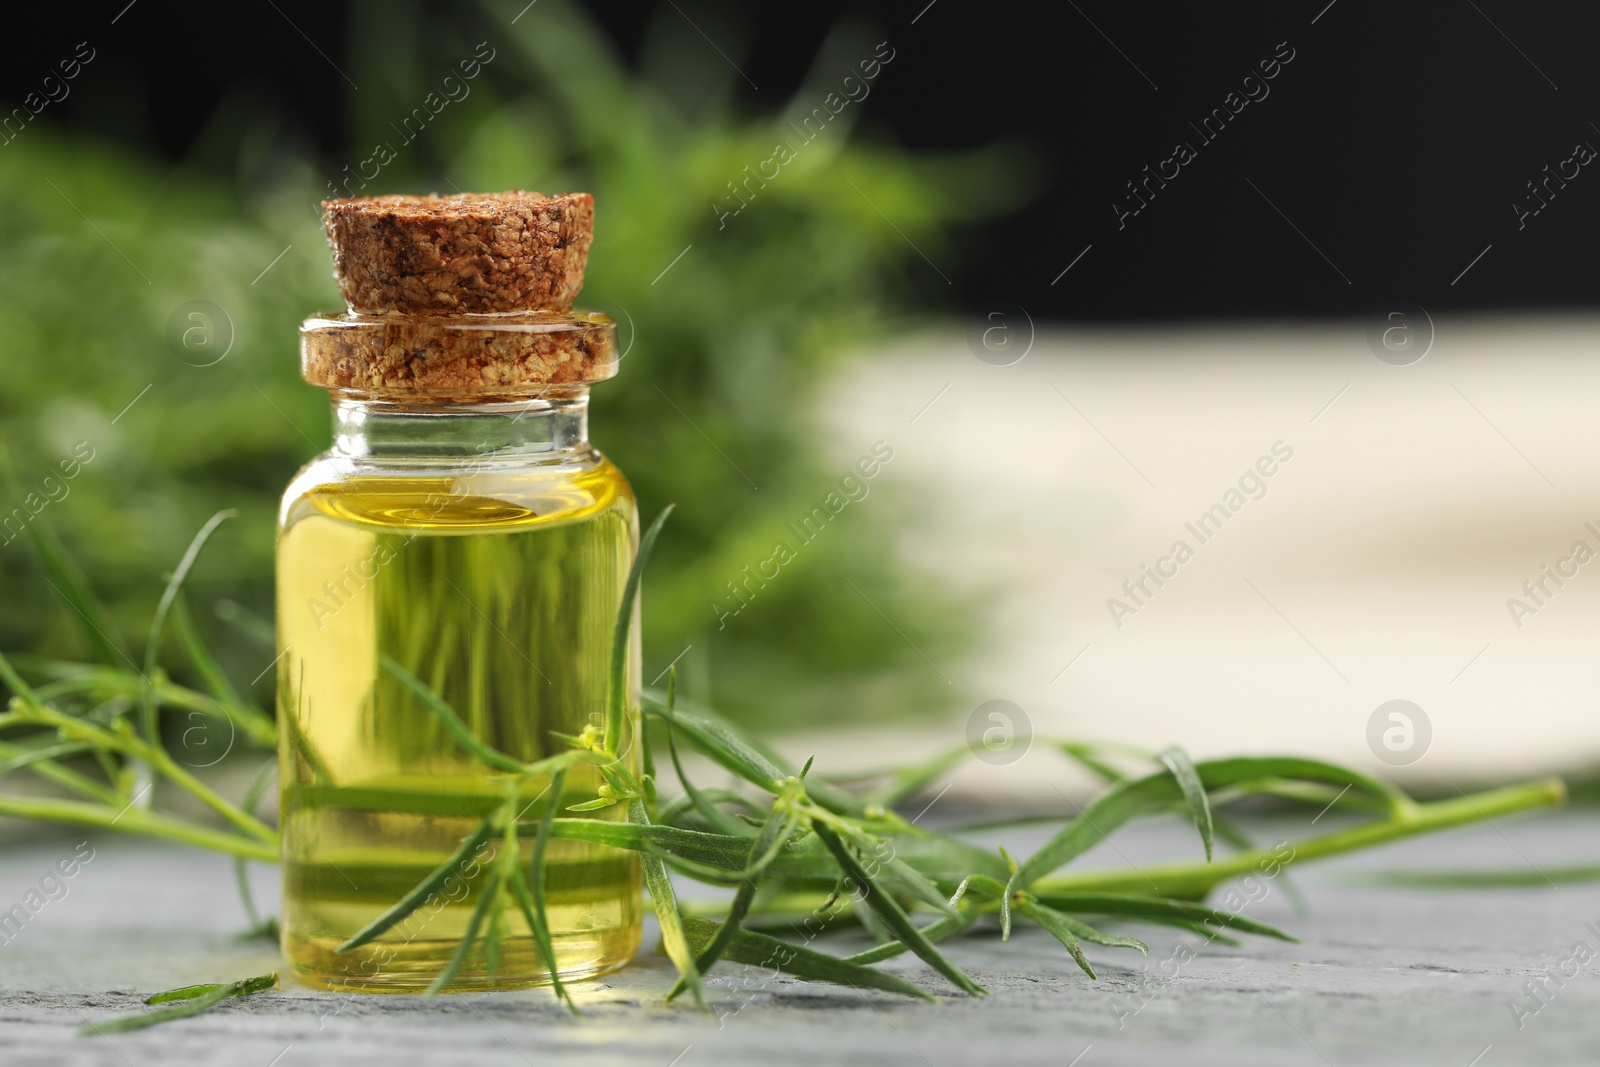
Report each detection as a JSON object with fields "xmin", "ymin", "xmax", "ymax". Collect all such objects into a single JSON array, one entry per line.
[{"xmin": 276, "ymin": 459, "xmax": 640, "ymax": 992}]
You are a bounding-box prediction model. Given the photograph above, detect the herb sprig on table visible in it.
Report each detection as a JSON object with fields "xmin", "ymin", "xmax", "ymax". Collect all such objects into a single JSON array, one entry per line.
[{"xmin": 0, "ymin": 509, "xmax": 1569, "ymax": 1032}]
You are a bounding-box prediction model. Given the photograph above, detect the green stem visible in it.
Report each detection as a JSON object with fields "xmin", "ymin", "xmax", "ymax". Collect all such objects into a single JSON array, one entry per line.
[
  {"xmin": 154, "ymin": 682, "xmax": 276, "ymax": 748},
  {"xmin": 1031, "ymin": 777, "xmax": 1566, "ymax": 899},
  {"xmin": 13, "ymin": 701, "xmax": 275, "ymax": 844},
  {"xmin": 0, "ymin": 741, "xmax": 121, "ymax": 805},
  {"xmin": 0, "ymin": 795, "xmax": 278, "ymax": 863},
  {"xmin": 145, "ymin": 749, "xmax": 277, "ymax": 844},
  {"xmin": 283, "ymin": 660, "xmax": 334, "ymax": 784},
  {"xmin": 25, "ymin": 671, "xmax": 275, "ymax": 749}
]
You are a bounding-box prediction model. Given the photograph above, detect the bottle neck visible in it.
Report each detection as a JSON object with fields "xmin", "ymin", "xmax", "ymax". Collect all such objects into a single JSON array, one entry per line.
[{"xmin": 329, "ymin": 391, "xmax": 592, "ymax": 462}]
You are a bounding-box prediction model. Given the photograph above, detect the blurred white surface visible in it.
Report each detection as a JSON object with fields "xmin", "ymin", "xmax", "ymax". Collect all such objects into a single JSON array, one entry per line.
[{"xmin": 804, "ymin": 314, "xmax": 1600, "ymax": 795}]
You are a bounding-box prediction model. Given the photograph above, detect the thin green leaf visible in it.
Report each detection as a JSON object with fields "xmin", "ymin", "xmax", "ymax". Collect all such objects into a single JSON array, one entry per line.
[
  {"xmin": 747, "ymin": 811, "xmax": 803, "ymax": 877},
  {"xmin": 142, "ymin": 510, "xmax": 235, "ymax": 743},
  {"xmin": 789, "ymin": 827, "xmax": 1006, "ymax": 888},
  {"xmin": 171, "ymin": 597, "xmax": 242, "ymax": 709},
  {"xmin": 1211, "ymin": 777, "xmax": 1392, "ymax": 812},
  {"xmin": 1014, "ymin": 756, "xmax": 1410, "ymax": 887},
  {"xmin": 565, "ymin": 796, "xmax": 620, "ymax": 812},
  {"xmin": 1208, "ymin": 758, "xmax": 1413, "ymax": 813},
  {"xmin": 483, "ymin": 892, "xmax": 506, "ymax": 983},
  {"xmin": 213, "ymin": 597, "xmax": 276, "ymax": 648},
  {"xmin": 379, "ymin": 656, "xmax": 525, "ymax": 774},
  {"xmin": 1213, "ymin": 814, "xmax": 1308, "ymax": 916},
  {"xmin": 145, "ymin": 981, "xmax": 227, "ymax": 1005},
  {"xmin": 81, "ymin": 973, "xmax": 277, "ymax": 1035},
  {"xmin": 1042, "ymin": 911, "xmax": 1147, "ymax": 955},
  {"xmin": 0, "ymin": 654, "xmax": 122, "ymax": 805},
  {"xmin": 658, "ymin": 851, "xmax": 754, "ymax": 886},
  {"xmin": 0, "ymin": 792, "xmax": 277, "ymax": 862},
  {"xmin": 1350, "ymin": 866, "xmax": 1600, "ymax": 888},
  {"xmin": 1031, "ymin": 891, "xmax": 1299, "ymax": 942},
  {"xmin": 595, "ymin": 761, "xmax": 637, "ymax": 798},
  {"xmin": 829, "ymin": 817, "xmax": 957, "ymax": 917},
  {"xmin": 523, "ymin": 765, "xmax": 575, "ymax": 1012},
  {"xmin": 812, "ymin": 821, "xmax": 986, "ymax": 996},
  {"xmin": 1016, "ymin": 899, "xmax": 1097, "ymax": 978},
  {"xmin": 170, "ymin": 598, "xmax": 275, "ymax": 747},
  {"xmin": 0, "ymin": 738, "xmax": 93, "ymax": 775},
  {"xmin": 606, "ymin": 505, "xmax": 673, "ymax": 757},
  {"xmin": 1, "ymin": 459, "xmax": 127, "ymax": 669},
  {"xmin": 1018, "ymin": 898, "xmax": 1148, "ymax": 974},
  {"xmin": 338, "ymin": 815, "xmax": 497, "ymax": 952},
  {"xmin": 848, "ymin": 889, "xmax": 896, "ymax": 944},
  {"xmin": 657, "ymin": 787, "xmax": 764, "ymax": 827},
  {"xmin": 642, "ymin": 689, "xmax": 786, "ymax": 792},
  {"xmin": 1157, "ymin": 745, "xmax": 1213, "ymax": 862},
  {"xmin": 0, "ymin": 646, "xmax": 48, "ymax": 706},
  {"xmin": 842, "ymin": 908, "xmax": 980, "ymax": 965},
  {"xmin": 233, "ymin": 757, "xmax": 278, "ymax": 940},
  {"xmin": 639, "ymin": 670, "xmax": 665, "ymax": 812},
  {"xmin": 554, "ymin": 816, "xmax": 1002, "ymax": 893},
  {"xmin": 507, "ymin": 870, "xmax": 576, "ymax": 1013},
  {"xmin": 671, "ymin": 802, "xmax": 799, "ymax": 999},
  {"xmin": 681, "ymin": 917, "xmax": 934, "ymax": 1001},
  {"xmin": 632, "ymin": 797, "xmax": 706, "ymax": 1010},
  {"xmin": 1125, "ymin": 915, "xmax": 1243, "ymax": 947},
  {"xmin": 282, "ymin": 661, "xmax": 333, "ymax": 783},
  {"xmin": 996, "ymin": 846, "xmax": 1018, "ymax": 940},
  {"xmin": 0, "ymin": 739, "xmax": 119, "ymax": 805},
  {"xmin": 549, "ymin": 817, "xmax": 753, "ymax": 872},
  {"xmin": 865, "ymin": 744, "xmax": 969, "ymax": 807},
  {"xmin": 950, "ymin": 872, "xmax": 1011, "ymax": 903},
  {"xmin": 666, "ymin": 726, "xmax": 745, "ymax": 835},
  {"xmin": 1055, "ymin": 739, "xmax": 1152, "ymax": 783},
  {"xmin": 425, "ymin": 868, "xmax": 503, "ymax": 996},
  {"xmin": 641, "ymin": 688, "xmax": 866, "ymax": 814}
]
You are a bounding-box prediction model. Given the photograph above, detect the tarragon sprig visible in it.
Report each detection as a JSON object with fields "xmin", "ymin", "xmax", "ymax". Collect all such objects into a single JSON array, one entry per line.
[{"xmin": 0, "ymin": 506, "xmax": 1571, "ymax": 1034}]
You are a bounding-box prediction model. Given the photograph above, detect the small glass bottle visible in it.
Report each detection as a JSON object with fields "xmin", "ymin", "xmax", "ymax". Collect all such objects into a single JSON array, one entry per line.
[{"xmin": 276, "ymin": 192, "xmax": 640, "ymax": 992}]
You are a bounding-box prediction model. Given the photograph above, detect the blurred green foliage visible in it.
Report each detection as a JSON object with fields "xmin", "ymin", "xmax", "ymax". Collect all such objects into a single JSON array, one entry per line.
[{"xmin": 0, "ymin": 0, "xmax": 1026, "ymax": 729}]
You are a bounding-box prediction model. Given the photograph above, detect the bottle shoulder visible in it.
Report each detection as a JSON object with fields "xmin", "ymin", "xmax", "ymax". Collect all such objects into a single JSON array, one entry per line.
[{"xmin": 279, "ymin": 448, "xmax": 634, "ymax": 533}]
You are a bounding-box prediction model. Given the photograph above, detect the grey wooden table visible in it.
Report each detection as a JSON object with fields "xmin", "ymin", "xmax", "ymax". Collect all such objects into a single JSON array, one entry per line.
[{"xmin": 3, "ymin": 810, "xmax": 1597, "ymax": 1067}]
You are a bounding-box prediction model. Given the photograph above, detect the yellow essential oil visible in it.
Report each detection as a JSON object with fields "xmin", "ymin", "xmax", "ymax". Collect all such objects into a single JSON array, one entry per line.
[
  {"xmin": 281, "ymin": 189, "xmax": 636, "ymax": 992},
  {"xmin": 277, "ymin": 459, "xmax": 639, "ymax": 991}
]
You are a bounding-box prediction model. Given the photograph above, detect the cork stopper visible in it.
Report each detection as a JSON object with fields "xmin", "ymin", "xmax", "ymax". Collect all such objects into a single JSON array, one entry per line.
[
  {"xmin": 301, "ymin": 190, "xmax": 618, "ymax": 398},
  {"xmin": 322, "ymin": 191, "xmax": 594, "ymax": 315},
  {"xmin": 300, "ymin": 309, "xmax": 619, "ymax": 395}
]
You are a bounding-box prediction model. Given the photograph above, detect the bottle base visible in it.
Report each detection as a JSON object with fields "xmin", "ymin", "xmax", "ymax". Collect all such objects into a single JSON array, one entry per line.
[{"xmin": 284, "ymin": 932, "xmax": 639, "ymax": 994}]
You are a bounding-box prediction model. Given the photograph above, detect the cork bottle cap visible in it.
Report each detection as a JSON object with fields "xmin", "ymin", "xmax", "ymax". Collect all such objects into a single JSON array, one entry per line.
[
  {"xmin": 322, "ymin": 190, "xmax": 594, "ymax": 314},
  {"xmin": 301, "ymin": 190, "xmax": 619, "ymax": 397}
]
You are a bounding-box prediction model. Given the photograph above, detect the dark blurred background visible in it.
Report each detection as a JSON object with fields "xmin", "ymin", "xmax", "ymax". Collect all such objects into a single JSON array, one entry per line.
[{"xmin": 7, "ymin": 0, "xmax": 1598, "ymax": 319}]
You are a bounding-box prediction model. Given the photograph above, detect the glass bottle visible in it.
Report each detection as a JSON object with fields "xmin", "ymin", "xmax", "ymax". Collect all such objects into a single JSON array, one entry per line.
[{"xmin": 276, "ymin": 192, "xmax": 639, "ymax": 992}]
